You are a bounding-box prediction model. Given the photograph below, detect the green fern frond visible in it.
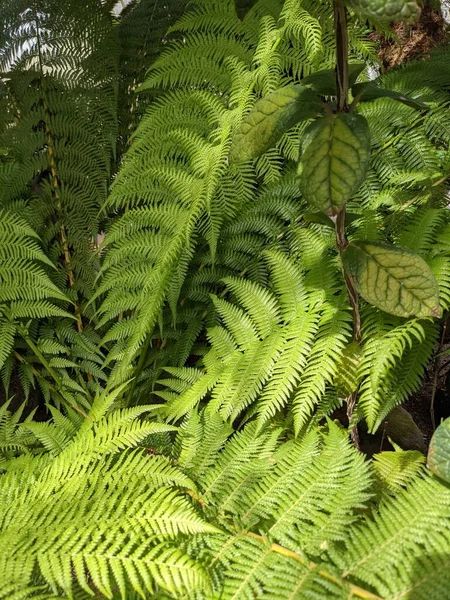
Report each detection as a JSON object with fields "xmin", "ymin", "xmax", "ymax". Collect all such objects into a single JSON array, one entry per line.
[
  {"xmin": 373, "ymin": 447, "xmax": 425, "ymax": 499},
  {"xmin": 97, "ymin": 0, "xmax": 376, "ymax": 388},
  {"xmin": 0, "ymin": 390, "xmax": 214, "ymax": 598},
  {"xmin": 161, "ymin": 246, "xmax": 351, "ymax": 430},
  {"xmin": 358, "ymin": 313, "xmax": 437, "ymax": 431},
  {"xmin": 0, "ymin": 399, "xmax": 38, "ymax": 462}
]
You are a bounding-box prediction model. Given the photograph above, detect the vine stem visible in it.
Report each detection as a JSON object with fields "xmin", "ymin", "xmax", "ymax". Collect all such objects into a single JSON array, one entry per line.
[
  {"xmin": 334, "ymin": 0, "xmax": 349, "ymax": 112},
  {"xmin": 334, "ymin": 0, "xmax": 361, "ymax": 448}
]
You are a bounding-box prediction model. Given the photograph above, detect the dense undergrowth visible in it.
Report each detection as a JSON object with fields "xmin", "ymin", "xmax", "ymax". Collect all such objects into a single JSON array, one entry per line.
[{"xmin": 1, "ymin": 0, "xmax": 450, "ymax": 598}]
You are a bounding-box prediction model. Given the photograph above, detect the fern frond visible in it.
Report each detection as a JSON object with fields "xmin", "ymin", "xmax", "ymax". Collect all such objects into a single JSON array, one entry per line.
[
  {"xmin": 0, "ymin": 392, "xmax": 213, "ymax": 598},
  {"xmin": 97, "ymin": 0, "xmax": 373, "ymax": 388}
]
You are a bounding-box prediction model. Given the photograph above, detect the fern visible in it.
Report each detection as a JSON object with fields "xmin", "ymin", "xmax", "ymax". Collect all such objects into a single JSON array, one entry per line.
[
  {"xmin": 0, "ymin": 389, "xmax": 215, "ymax": 599},
  {"xmin": 96, "ymin": 0, "xmax": 373, "ymax": 386},
  {"xmin": 2, "ymin": 2, "xmax": 450, "ymax": 598},
  {"xmin": 3, "ymin": 405, "xmax": 450, "ymax": 599},
  {"xmin": 0, "ymin": 0, "xmax": 118, "ymax": 306},
  {"xmin": 0, "ymin": 209, "xmax": 70, "ymax": 374},
  {"xmin": 156, "ymin": 243, "xmax": 351, "ymax": 433},
  {"xmin": 116, "ymin": 0, "xmax": 188, "ymax": 156}
]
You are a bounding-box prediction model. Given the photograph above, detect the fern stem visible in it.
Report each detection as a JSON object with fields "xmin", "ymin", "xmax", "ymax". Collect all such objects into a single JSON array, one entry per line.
[
  {"xmin": 125, "ymin": 332, "xmax": 152, "ymax": 406},
  {"xmin": 34, "ymin": 9, "xmax": 82, "ymax": 333},
  {"xmin": 247, "ymin": 532, "xmax": 382, "ymax": 599}
]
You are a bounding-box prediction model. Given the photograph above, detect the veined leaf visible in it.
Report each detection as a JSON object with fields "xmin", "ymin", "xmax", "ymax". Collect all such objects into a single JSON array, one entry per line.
[
  {"xmin": 428, "ymin": 417, "xmax": 450, "ymax": 484},
  {"xmin": 352, "ymin": 81, "xmax": 428, "ymax": 110},
  {"xmin": 302, "ymin": 63, "xmax": 365, "ymax": 96},
  {"xmin": 231, "ymin": 84, "xmax": 323, "ymax": 163},
  {"xmin": 343, "ymin": 0, "xmax": 422, "ymax": 24},
  {"xmin": 342, "ymin": 242, "xmax": 441, "ymax": 318},
  {"xmin": 298, "ymin": 113, "xmax": 371, "ymax": 214}
]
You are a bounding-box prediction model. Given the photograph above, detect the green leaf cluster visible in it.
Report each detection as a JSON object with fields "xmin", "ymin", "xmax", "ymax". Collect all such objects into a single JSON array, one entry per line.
[{"xmin": 1, "ymin": 1, "xmax": 450, "ymax": 598}]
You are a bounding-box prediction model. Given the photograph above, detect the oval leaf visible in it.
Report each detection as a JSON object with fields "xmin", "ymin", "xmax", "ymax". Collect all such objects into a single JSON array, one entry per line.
[
  {"xmin": 302, "ymin": 63, "xmax": 365, "ymax": 97},
  {"xmin": 428, "ymin": 417, "xmax": 450, "ymax": 483},
  {"xmin": 352, "ymin": 81, "xmax": 428, "ymax": 110},
  {"xmin": 298, "ymin": 113, "xmax": 371, "ymax": 214},
  {"xmin": 343, "ymin": 0, "xmax": 421, "ymax": 24},
  {"xmin": 342, "ymin": 241, "xmax": 441, "ymax": 318},
  {"xmin": 231, "ymin": 84, "xmax": 323, "ymax": 163}
]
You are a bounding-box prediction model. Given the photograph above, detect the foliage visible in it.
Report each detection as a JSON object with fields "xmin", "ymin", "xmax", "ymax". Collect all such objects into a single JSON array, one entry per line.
[
  {"xmin": 428, "ymin": 416, "xmax": 450, "ymax": 483},
  {"xmin": 1, "ymin": 0, "xmax": 450, "ymax": 598},
  {"xmin": 2, "ymin": 403, "xmax": 450, "ymax": 599}
]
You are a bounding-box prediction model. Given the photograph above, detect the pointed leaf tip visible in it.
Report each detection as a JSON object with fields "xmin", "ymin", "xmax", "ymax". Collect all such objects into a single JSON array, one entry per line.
[
  {"xmin": 231, "ymin": 84, "xmax": 323, "ymax": 163},
  {"xmin": 342, "ymin": 242, "xmax": 440, "ymax": 318},
  {"xmin": 298, "ymin": 113, "xmax": 371, "ymax": 213}
]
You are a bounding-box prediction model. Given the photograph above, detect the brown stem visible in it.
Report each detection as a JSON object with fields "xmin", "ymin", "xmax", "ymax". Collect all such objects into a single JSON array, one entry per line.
[
  {"xmin": 44, "ymin": 114, "xmax": 82, "ymax": 333},
  {"xmin": 336, "ymin": 210, "xmax": 361, "ymax": 449},
  {"xmin": 333, "ymin": 1, "xmax": 361, "ymax": 448},
  {"xmin": 334, "ymin": 0, "xmax": 349, "ymax": 112},
  {"xmin": 34, "ymin": 11, "xmax": 82, "ymax": 332},
  {"xmin": 430, "ymin": 319, "xmax": 447, "ymax": 430}
]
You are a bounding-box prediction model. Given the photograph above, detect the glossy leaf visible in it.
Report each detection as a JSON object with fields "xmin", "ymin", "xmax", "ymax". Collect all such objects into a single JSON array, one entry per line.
[
  {"xmin": 428, "ymin": 417, "xmax": 450, "ymax": 484},
  {"xmin": 342, "ymin": 242, "xmax": 441, "ymax": 318},
  {"xmin": 298, "ymin": 113, "xmax": 371, "ymax": 214},
  {"xmin": 352, "ymin": 82, "xmax": 428, "ymax": 110},
  {"xmin": 302, "ymin": 63, "xmax": 365, "ymax": 96},
  {"xmin": 231, "ymin": 84, "xmax": 323, "ymax": 163}
]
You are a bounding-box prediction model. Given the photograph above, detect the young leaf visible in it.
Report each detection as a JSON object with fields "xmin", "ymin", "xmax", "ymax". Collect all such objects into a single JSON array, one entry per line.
[
  {"xmin": 231, "ymin": 84, "xmax": 323, "ymax": 163},
  {"xmin": 298, "ymin": 113, "xmax": 371, "ymax": 214},
  {"xmin": 302, "ymin": 63, "xmax": 365, "ymax": 97},
  {"xmin": 428, "ymin": 417, "xmax": 450, "ymax": 484},
  {"xmin": 342, "ymin": 242, "xmax": 441, "ymax": 318},
  {"xmin": 352, "ymin": 82, "xmax": 428, "ymax": 110},
  {"xmin": 343, "ymin": 0, "xmax": 422, "ymax": 24}
]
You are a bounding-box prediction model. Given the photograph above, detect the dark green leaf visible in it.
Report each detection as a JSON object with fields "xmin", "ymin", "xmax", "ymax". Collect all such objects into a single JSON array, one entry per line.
[
  {"xmin": 303, "ymin": 212, "xmax": 335, "ymax": 228},
  {"xmin": 234, "ymin": 0, "xmax": 258, "ymax": 20},
  {"xmin": 342, "ymin": 242, "xmax": 441, "ymax": 318},
  {"xmin": 428, "ymin": 417, "xmax": 450, "ymax": 483},
  {"xmin": 298, "ymin": 113, "xmax": 371, "ymax": 214},
  {"xmin": 343, "ymin": 0, "xmax": 421, "ymax": 24},
  {"xmin": 352, "ymin": 82, "xmax": 428, "ymax": 110},
  {"xmin": 302, "ymin": 63, "xmax": 365, "ymax": 96},
  {"xmin": 231, "ymin": 84, "xmax": 323, "ymax": 163}
]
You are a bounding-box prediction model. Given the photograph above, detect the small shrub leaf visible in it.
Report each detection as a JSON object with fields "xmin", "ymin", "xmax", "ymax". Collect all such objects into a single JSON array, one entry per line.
[
  {"xmin": 428, "ymin": 417, "xmax": 450, "ymax": 483},
  {"xmin": 302, "ymin": 62, "xmax": 365, "ymax": 96},
  {"xmin": 298, "ymin": 113, "xmax": 371, "ymax": 214},
  {"xmin": 343, "ymin": 0, "xmax": 422, "ymax": 24},
  {"xmin": 231, "ymin": 84, "xmax": 323, "ymax": 163},
  {"xmin": 352, "ymin": 81, "xmax": 428, "ymax": 110},
  {"xmin": 342, "ymin": 241, "xmax": 441, "ymax": 318}
]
